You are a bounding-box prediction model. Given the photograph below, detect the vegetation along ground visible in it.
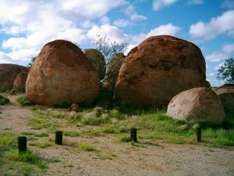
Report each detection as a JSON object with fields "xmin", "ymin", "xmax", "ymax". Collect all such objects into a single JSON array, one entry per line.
[{"xmin": 0, "ymin": 94, "xmax": 233, "ymax": 176}]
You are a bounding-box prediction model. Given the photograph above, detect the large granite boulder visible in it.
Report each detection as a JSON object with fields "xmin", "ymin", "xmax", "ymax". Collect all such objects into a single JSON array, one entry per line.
[
  {"xmin": 26, "ymin": 40, "xmax": 100, "ymax": 106},
  {"xmin": 215, "ymin": 84, "xmax": 234, "ymax": 113},
  {"xmin": 13, "ymin": 69, "xmax": 29, "ymax": 92},
  {"xmin": 167, "ymin": 87, "xmax": 225, "ymax": 125},
  {"xmin": 84, "ymin": 49, "xmax": 106, "ymax": 80},
  {"xmin": 115, "ymin": 35, "xmax": 209, "ymax": 107},
  {"xmin": 103, "ymin": 53, "xmax": 125, "ymax": 92},
  {"xmin": 0, "ymin": 64, "xmax": 28, "ymax": 92}
]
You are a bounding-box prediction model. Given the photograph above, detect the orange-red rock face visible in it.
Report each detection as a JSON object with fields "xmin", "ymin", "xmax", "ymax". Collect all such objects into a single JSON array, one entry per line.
[
  {"xmin": 0, "ymin": 64, "xmax": 28, "ymax": 91},
  {"xmin": 115, "ymin": 35, "xmax": 209, "ymax": 107},
  {"xmin": 26, "ymin": 40, "xmax": 99, "ymax": 106}
]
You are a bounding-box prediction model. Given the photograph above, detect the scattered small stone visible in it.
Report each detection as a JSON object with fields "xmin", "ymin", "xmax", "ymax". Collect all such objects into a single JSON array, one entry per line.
[
  {"xmin": 177, "ymin": 124, "xmax": 190, "ymax": 131},
  {"xmin": 69, "ymin": 104, "xmax": 80, "ymax": 112}
]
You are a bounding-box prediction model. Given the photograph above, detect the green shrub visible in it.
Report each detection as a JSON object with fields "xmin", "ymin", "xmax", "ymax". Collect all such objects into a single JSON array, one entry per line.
[
  {"xmin": 79, "ymin": 143, "xmax": 97, "ymax": 152},
  {"xmin": 17, "ymin": 95, "xmax": 32, "ymax": 106},
  {"xmin": 0, "ymin": 95, "xmax": 10, "ymax": 105}
]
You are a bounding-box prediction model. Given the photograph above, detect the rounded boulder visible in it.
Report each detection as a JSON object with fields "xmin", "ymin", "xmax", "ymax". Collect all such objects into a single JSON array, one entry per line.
[
  {"xmin": 215, "ymin": 84, "xmax": 234, "ymax": 113},
  {"xmin": 103, "ymin": 53, "xmax": 125, "ymax": 92},
  {"xmin": 0, "ymin": 64, "xmax": 28, "ymax": 92},
  {"xmin": 115, "ymin": 35, "xmax": 209, "ymax": 107},
  {"xmin": 167, "ymin": 87, "xmax": 225, "ymax": 125},
  {"xmin": 26, "ymin": 40, "xmax": 99, "ymax": 106},
  {"xmin": 13, "ymin": 69, "xmax": 29, "ymax": 92},
  {"xmin": 84, "ymin": 49, "xmax": 106, "ymax": 80}
]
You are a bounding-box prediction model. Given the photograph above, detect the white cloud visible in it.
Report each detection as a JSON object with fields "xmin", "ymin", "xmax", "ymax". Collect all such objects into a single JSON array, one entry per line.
[
  {"xmin": 146, "ymin": 23, "xmax": 180, "ymax": 37},
  {"xmin": 113, "ymin": 19, "xmax": 129, "ymax": 28},
  {"xmin": 58, "ymin": 0, "xmax": 125, "ymax": 19},
  {"xmin": 206, "ymin": 44, "xmax": 234, "ymax": 62},
  {"xmin": 189, "ymin": 10, "xmax": 234, "ymax": 40},
  {"xmin": 0, "ymin": 0, "xmax": 129, "ymax": 63},
  {"xmin": 124, "ymin": 5, "xmax": 147, "ymax": 22},
  {"xmin": 0, "ymin": 51, "xmax": 13, "ymax": 63},
  {"xmin": 87, "ymin": 24, "xmax": 127, "ymax": 45},
  {"xmin": 153, "ymin": 0, "xmax": 178, "ymax": 11},
  {"xmin": 125, "ymin": 23, "xmax": 180, "ymax": 54}
]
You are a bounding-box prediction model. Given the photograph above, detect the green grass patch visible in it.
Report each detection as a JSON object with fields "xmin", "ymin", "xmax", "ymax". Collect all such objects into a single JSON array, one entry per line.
[
  {"xmin": 64, "ymin": 131, "xmax": 80, "ymax": 137},
  {"xmin": 29, "ymin": 106, "xmax": 234, "ymax": 148},
  {"xmin": 0, "ymin": 94, "xmax": 10, "ymax": 105},
  {"xmin": 17, "ymin": 95, "xmax": 33, "ymax": 106},
  {"xmin": 79, "ymin": 143, "xmax": 97, "ymax": 152},
  {"xmin": 30, "ymin": 141, "xmax": 52, "ymax": 149},
  {"xmin": 28, "ymin": 110, "xmax": 58, "ymax": 131},
  {"xmin": 0, "ymin": 132, "xmax": 47, "ymax": 176}
]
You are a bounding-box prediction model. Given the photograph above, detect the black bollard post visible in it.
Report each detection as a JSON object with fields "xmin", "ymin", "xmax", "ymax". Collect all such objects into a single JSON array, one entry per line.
[
  {"xmin": 196, "ymin": 126, "xmax": 202, "ymax": 142},
  {"xmin": 130, "ymin": 128, "xmax": 137, "ymax": 142},
  {"xmin": 55, "ymin": 131, "xmax": 63, "ymax": 145},
  {"xmin": 18, "ymin": 136, "xmax": 27, "ymax": 153}
]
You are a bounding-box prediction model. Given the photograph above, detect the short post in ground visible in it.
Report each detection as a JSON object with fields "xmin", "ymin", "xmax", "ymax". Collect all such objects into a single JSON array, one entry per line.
[
  {"xmin": 18, "ymin": 136, "xmax": 27, "ymax": 153},
  {"xmin": 195, "ymin": 124, "xmax": 202, "ymax": 142},
  {"xmin": 130, "ymin": 128, "xmax": 138, "ymax": 142},
  {"xmin": 55, "ymin": 131, "xmax": 63, "ymax": 145}
]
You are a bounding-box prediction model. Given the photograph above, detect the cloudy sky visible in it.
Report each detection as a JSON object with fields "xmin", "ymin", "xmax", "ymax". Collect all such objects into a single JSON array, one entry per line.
[{"xmin": 0, "ymin": 0, "xmax": 234, "ymax": 86}]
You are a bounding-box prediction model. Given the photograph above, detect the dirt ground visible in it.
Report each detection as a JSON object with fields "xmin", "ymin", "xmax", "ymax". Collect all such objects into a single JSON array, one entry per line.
[{"xmin": 0, "ymin": 94, "xmax": 234, "ymax": 176}]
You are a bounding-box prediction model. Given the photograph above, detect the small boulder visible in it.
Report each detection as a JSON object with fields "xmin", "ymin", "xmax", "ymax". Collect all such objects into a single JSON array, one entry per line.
[
  {"xmin": 167, "ymin": 87, "xmax": 225, "ymax": 125},
  {"xmin": 0, "ymin": 64, "xmax": 28, "ymax": 92},
  {"xmin": 69, "ymin": 104, "xmax": 80, "ymax": 112},
  {"xmin": 13, "ymin": 69, "xmax": 29, "ymax": 92},
  {"xmin": 215, "ymin": 84, "xmax": 234, "ymax": 113},
  {"xmin": 84, "ymin": 49, "xmax": 106, "ymax": 80},
  {"xmin": 103, "ymin": 53, "xmax": 125, "ymax": 92}
]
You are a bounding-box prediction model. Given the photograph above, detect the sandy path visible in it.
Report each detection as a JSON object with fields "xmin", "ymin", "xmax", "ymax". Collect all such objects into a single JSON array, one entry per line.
[
  {"xmin": 0, "ymin": 93, "xmax": 234, "ymax": 176},
  {"xmin": 0, "ymin": 94, "xmax": 32, "ymax": 132},
  {"xmin": 39, "ymin": 137, "xmax": 234, "ymax": 176}
]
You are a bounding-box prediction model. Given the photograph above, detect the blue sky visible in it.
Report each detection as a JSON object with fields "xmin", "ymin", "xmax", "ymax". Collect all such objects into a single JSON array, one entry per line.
[{"xmin": 0, "ymin": 0, "xmax": 234, "ymax": 86}]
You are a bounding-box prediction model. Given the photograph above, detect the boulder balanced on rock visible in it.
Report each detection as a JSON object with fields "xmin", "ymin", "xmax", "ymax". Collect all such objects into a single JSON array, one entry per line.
[
  {"xmin": 167, "ymin": 87, "xmax": 225, "ymax": 125},
  {"xmin": 115, "ymin": 35, "xmax": 209, "ymax": 107},
  {"xmin": 26, "ymin": 40, "xmax": 99, "ymax": 106}
]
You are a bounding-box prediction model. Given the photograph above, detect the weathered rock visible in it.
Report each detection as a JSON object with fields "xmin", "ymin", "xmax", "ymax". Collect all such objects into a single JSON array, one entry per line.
[
  {"xmin": 103, "ymin": 53, "xmax": 125, "ymax": 92},
  {"xmin": 167, "ymin": 87, "xmax": 225, "ymax": 125},
  {"xmin": 215, "ymin": 84, "xmax": 234, "ymax": 113},
  {"xmin": 13, "ymin": 69, "xmax": 29, "ymax": 92},
  {"xmin": 0, "ymin": 64, "xmax": 28, "ymax": 91},
  {"xmin": 84, "ymin": 49, "xmax": 106, "ymax": 80},
  {"xmin": 69, "ymin": 103, "xmax": 80, "ymax": 112},
  {"xmin": 26, "ymin": 40, "xmax": 100, "ymax": 106},
  {"xmin": 115, "ymin": 35, "xmax": 209, "ymax": 107}
]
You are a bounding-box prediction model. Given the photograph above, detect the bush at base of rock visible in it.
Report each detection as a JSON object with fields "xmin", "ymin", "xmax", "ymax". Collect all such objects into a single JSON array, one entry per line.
[
  {"xmin": 17, "ymin": 95, "xmax": 33, "ymax": 106},
  {"xmin": 167, "ymin": 87, "xmax": 225, "ymax": 125},
  {"xmin": 0, "ymin": 95, "xmax": 10, "ymax": 105}
]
